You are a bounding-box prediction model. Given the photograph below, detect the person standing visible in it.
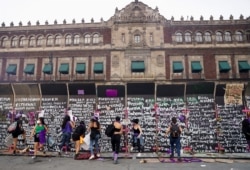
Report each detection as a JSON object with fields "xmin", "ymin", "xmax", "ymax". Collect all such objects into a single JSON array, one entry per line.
[
  {"xmin": 9, "ymin": 116, "xmax": 26, "ymax": 154},
  {"xmin": 59, "ymin": 115, "xmax": 75, "ymax": 153},
  {"xmin": 30, "ymin": 117, "xmax": 48, "ymax": 159},
  {"xmin": 88, "ymin": 116, "xmax": 101, "ymax": 160},
  {"xmin": 165, "ymin": 117, "xmax": 182, "ymax": 161},
  {"xmin": 111, "ymin": 116, "xmax": 123, "ymax": 164},
  {"xmin": 131, "ymin": 119, "xmax": 143, "ymax": 156},
  {"xmin": 72, "ymin": 121, "xmax": 86, "ymax": 159},
  {"xmin": 242, "ymin": 112, "xmax": 250, "ymax": 151}
]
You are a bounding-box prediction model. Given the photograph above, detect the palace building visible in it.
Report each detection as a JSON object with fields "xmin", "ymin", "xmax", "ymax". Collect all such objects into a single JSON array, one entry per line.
[{"xmin": 0, "ymin": 0, "xmax": 249, "ymax": 84}]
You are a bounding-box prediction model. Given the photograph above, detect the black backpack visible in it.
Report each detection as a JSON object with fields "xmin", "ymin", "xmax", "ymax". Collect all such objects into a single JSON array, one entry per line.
[
  {"xmin": 105, "ymin": 123, "xmax": 115, "ymax": 137},
  {"xmin": 74, "ymin": 124, "xmax": 86, "ymax": 136},
  {"xmin": 170, "ymin": 123, "xmax": 180, "ymax": 138}
]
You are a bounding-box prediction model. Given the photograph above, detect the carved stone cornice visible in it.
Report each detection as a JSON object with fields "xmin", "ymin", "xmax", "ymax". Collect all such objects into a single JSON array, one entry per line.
[{"xmin": 111, "ymin": 1, "xmax": 166, "ymax": 23}]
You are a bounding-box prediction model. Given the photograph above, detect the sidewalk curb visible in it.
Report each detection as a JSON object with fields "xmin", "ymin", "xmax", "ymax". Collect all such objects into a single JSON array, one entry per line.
[{"xmin": 1, "ymin": 152, "xmax": 250, "ymax": 160}]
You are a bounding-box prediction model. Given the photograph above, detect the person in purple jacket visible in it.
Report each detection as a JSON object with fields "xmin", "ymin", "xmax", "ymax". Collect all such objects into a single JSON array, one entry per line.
[
  {"xmin": 59, "ymin": 115, "xmax": 75, "ymax": 152},
  {"xmin": 30, "ymin": 117, "xmax": 48, "ymax": 159}
]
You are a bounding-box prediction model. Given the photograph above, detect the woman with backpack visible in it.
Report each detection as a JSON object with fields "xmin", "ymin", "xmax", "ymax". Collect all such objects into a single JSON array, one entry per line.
[
  {"xmin": 165, "ymin": 117, "xmax": 182, "ymax": 161},
  {"xmin": 72, "ymin": 121, "xmax": 86, "ymax": 159},
  {"xmin": 88, "ymin": 116, "xmax": 101, "ymax": 160},
  {"xmin": 30, "ymin": 117, "xmax": 48, "ymax": 159},
  {"xmin": 9, "ymin": 116, "xmax": 26, "ymax": 154},
  {"xmin": 59, "ymin": 115, "xmax": 75, "ymax": 153}
]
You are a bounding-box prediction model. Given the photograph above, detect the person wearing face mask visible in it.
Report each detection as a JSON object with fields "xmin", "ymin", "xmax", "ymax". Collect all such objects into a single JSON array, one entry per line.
[
  {"xmin": 59, "ymin": 115, "xmax": 75, "ymax": 153},
  {"xmin": 30, "ymin": 117, "xmax": 48, "ymax": 159}
]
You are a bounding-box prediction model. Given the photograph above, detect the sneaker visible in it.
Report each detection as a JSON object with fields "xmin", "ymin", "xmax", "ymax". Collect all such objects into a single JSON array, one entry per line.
[
  {"xmin": 96, "ymin": 153, "xmax": 100, "ymax": 157},
  {"xmin": 31, "ymin": 156, "xmax": 36, "ymax": 159},
  {"xmin": 113, "ymin": 160, "xmax": 118, "ymax": 164},
  {"xmin": 137, "ymin": 153, "xmax": 141, "ymax": 157},
  {"xmin": 130, "ymin": 147, "xmax": 134, "ymax": 151},
  {"xmin": 177, "ymin": 157, "xmax": 182, "ymax": 162},
  {"xmin": 89, "ymin": 155, "xmax": 95, "ymax": 160}
]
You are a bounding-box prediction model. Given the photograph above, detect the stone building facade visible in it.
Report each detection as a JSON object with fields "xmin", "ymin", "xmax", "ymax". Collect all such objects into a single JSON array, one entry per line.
[
  {"xmin": 0, "ymin": 0, "xmax": 249, "ymax": 84},
  {"xmin": 0, "ymin": 0, "xmax": 250, "ymax": 153}
]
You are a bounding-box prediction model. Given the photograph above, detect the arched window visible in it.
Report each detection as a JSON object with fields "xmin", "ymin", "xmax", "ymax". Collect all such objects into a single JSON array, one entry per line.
[
  {"xmin": 11, "ymin": 36, "xmax": 18, "ymax": 47},
  {"xmin": 216, "ymin": 31, "xmax": 223, "ymax": 42},
  {"xmin": 235, "ymin": 31, "xmax": 243, "ymax": 42},
  {"xmin": 93, "ymin": 34, "xmax": 99, "ymax": 44},
  {"xmin": 47, "ymin": 35, "xmax": 53, "ymax": 46},
  {"xmin": 1, "ymin": 37, "xmax": 8, "ymax": 47},
  {"xmin": 204, "ymin": 32, "xmax": 212, "ymax": 42},
  {"xmin": 224, "ymin": 31, "xmax": 232, "ymax": 42},
  {"xmin": 175, "ymin": 32, "xmax": 182, "ymax": 42},
  {"xmin": 84, "ymin": 34, "xmax": 91, "ymax": 44},
  {"xmin": 184, "ymin": 32, "xmax": 191, "ymax": 42},
  {"xmin": 195, "ymin": 32, "xmax": 203, "ymax": 42},
  {"xmin": 37, "ymin": 36, "xmax": 43, "ymax": 46},
  {"xmin": 65, "ymin": 35, "xmax": 72, "ymax": 45},
  {"xmin": 29, "ymin": 36, "xmax": 35, "ymax": 46},
  {"xmin": 19, "ymin": 36, "xmax": 25, "ymax": 47},
  {"xmin": 134, "ymin": 34, "xmax": 141, "ymax": 43},
  {"xmin": 55, "ymin": 35, "xmax": 61, "ymax": 45},
  {"xmin": 73, "ymin": 34, "xmax": 80, "ymax": 45}
]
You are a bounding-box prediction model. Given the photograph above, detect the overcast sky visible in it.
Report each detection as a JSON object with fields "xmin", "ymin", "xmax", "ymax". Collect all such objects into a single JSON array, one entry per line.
[{"xmin": 0, "ymin": 0, "xmax": 250, "ymax": 26}]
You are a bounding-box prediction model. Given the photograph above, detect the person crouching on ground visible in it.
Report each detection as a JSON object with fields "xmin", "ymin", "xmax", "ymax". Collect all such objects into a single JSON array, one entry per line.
[
  {"xmin": 72, "ymin": 121, "xmax": 86, "ymax": 159},
  {"xmin": 131, "ymin": 119, "xmax": 143, "ymax": 156},
  {"xmin": 30, "ymin": 117, "xmax": 48, "ymax": 159},
  {"xmin": 59, "ymin": 115, "xmax": 75, "ymax": 153},
  {"xmin": 88, "ymin": 116, "xmax": 101, "ymax": 160},
  {"xmin": 111, "ymin": 116, "xmax": 123, "ymax": 164},
  {"xmin": 165, "ymin": 117, "xmax": 182, "ymax": 161}
]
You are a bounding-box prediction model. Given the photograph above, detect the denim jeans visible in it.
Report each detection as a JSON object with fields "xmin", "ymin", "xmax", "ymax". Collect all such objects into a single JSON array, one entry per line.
[
  {"xmin": 90, "ymin": 134, "xmax": 100, "ymax": 155},
  {"xmin": 133, "ymin": 135, "xmax": 144, "ymax": 152},
  {"xmin": 247, "ymin": 140, "xmax": 250, "ymax": 150},
  {"xmin": 169, "ymin": 136, "xmax": 181, "ymax": 157},
  {"xmin": 60, "ymin": 132, "xmax": 71, "ymax": 150}
]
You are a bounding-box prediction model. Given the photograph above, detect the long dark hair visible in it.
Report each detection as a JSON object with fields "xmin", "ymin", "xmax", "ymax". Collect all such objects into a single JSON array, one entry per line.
[
  {"xmin": 62, "ymin": 115, "xmax": 70, "ymax": 129},
  {"xmin": 90, "ymin": 116, "xmax": 100, "ymax": 128},
  {"xmin": 39, "ymin": 117, "xmax": 46, "ymax": 125}
]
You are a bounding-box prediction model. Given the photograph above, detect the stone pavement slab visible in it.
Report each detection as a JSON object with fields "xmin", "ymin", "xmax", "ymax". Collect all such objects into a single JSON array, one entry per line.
[{"xmin": 1, "ymin": 156, "xmax": 250, "ymax": 170}]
